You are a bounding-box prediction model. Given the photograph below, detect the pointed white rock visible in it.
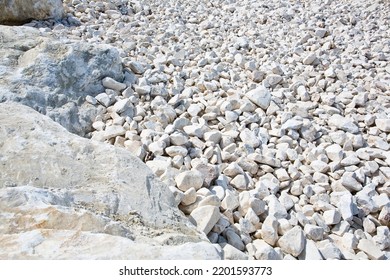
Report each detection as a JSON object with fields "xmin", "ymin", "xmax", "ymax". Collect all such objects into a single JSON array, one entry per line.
[
  {"xmin": 189, "ymin": 206, "xmax": 220, "ymax": 235},
  {"xmin": 277, "ymin": 226, "xmax": 306, "ymax": 257}
]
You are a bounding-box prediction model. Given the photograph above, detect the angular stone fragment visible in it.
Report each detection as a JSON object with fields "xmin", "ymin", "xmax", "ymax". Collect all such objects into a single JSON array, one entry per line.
[
  {"xmin": 189, "ymin": 206, "xmax": 221, "ymax": 235},
  {"xmin": 338, "ymin": 193, "xmax": 355, "ymax": 222},
  {"xmin": 375, "ymin": 118, "xmax": 390, "ymax": 132},
  {"xmin": 248, "ymin": 153, "xmax": 281, "ymax": 168},
  {"xmin": 266, "ymin": 74, "xmax": 283, "ymax": 86},
  {"xmin": 251, "ymin": 70, "xmax": 265, "ymax": 82},
  {"xmin": 357, "ymin": 239, "xmax": 385, "ymax": 260},
  {"xmin": 317, "ymin": 241, "xmax": 343, "ymax": 260},
  {"xmin": 341, "ymin": 232, "xmax": 358, "ymax": 251},
  {"xmin": 277, "ymin": 226, "xmax": 306, "ymax": 257},
  {"xmin": 298, "ymin": 239, "xmax": 323, "ymax": 260},
  {"xmin": 223, "ymin": 162, "xmax": 243, "ymax": 177},
  {"xmin": 183, "ymin": 125, "xmax": 206, "ymax": 138},
  {"xmin": 302, "ymin": 53, "xmax": 317, "ymax": 65},
  {"xmin": 239, "ymin": 218, "xmax": 256, "ymax": 234},
  {"xmin": 304, "ymin": 224, "xmax": 324, "ymax": 241},
  {"xmin": 261, "ymin": 216, "xmax": 279, "ymax": 246},
  {"xmin": 102, "ymin": 77, "xmax": 126, "ymax": 91},
  {"xmin": 323, "ymin": 209, "xmax": 341, "ymax": 225},
  {"xmin": 225, "ymin": 229, "xmax": 245, "ymax": 251},
  {"xmin": 204, "ymin": 131, "xmax": 222, "ymax": 143},
  {"xmin": 373, "ymin": 226, "xmax": 390, "ymax": 250},
  {"xmin": 170, "ymin": 132, "xmax": 188, "ymax": 146},
  {"xmin": 340, "ymin": 172, "xmax": 363, "ymax": 192},
  {"xmin": 245, "ymin": 86, "xmax": 271, "ymax": 109},
  {"xmin": 252, "ymin": 240, "xmax": 281, "ymax": 260},
  {"xmin": 175, "ymin": 170, "xmax": 204, "ymax": 191},
  {"xmin": 165, "ymin": 146, "xmax": 188, "ymax": 157},
  {"xmin": 340, "ymin": 154, "xmax": 360, "ymax": 166},
  {"xmin": 198, "ymin": 195, "xmax": 221, "ymax": 208},
  {"xmin": 221, "ymin": 190, "xmax": 239, "ymax": 211},
  {"xmin": 103, "ymin": 125, "xmax": 126, "ymax": 140},
  {"xmin": 113, "ymin": 98, "xmax": 131, "ymax": 114},
  {"xmin": 129, "ymin": 61, "xmax": 145, "ymax": 74},
  {"xmin": 181, "ymin": 188, "xmax": 197, "ymax": 206},
  {"xmin": 310, "ymin": 160, "xmax": 329, "ymax": 173},
  {"xmin": 328, "ymin": 114, "xmax": 359, "ymax": 134},
  {"xmin": 279, "ymin": 192, "xmax": 294, "ymax": 211},
  {"xmin": 265, "ymin": 195, "xmax": 288, "ymax": 219},
  {"xmin": 274, "ymin": 168, "xmax": 290, "ymax": 181},
  {"xmin": 187, "ymin": 104, "xmax": 202, "ymax": 117},
  {"xmin": 316, "ymin": 28, "xmax": 328, "ymax": 38},
  {"xmin": 95, "ymin": 92, "xmax": 115, "ymax": 107},
  {"xmin": 325, "ymin": 67, "xmax": 336, "ymax": 78},
  {"xmin": 230, "ymin": 174, "xmax": 249, "ymax": 190},
  {"xmin": 239, "ymin": 128, "xmax": 261, "ymax": 148},
  {"xmin": 378, "ymin": 204, "xmax": 390, "ymax": 226},
  {"xmin": 281, "ymin": 118, "xmax": 303, "ymax": 130},
  {"xmin": 223, "ymin": 244, "xmax": 249, "ymax": 260}
]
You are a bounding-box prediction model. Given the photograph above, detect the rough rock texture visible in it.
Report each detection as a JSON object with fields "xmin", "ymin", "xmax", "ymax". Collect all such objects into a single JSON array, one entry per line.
[
  {"xmin": 0, "ymin": 0, "xmax": 64, "ymax": 24},
  {"xmin": 0, "ymin": 26, "xmax": 123, "ymax": 136},
  {"xmin": 0, "ymin": 102, "xmax": 221, "ymax": 260}
]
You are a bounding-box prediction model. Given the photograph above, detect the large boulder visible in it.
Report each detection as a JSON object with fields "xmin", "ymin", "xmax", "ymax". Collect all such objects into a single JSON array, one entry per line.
[
  {"xmin": 0, "ymin": 102, "xmax": 221, "ymax": 259},
  {"xmin": 0, "ymin": 25, "xmax": 123, "ymax": 136},
  {"xmin": 0, "ymin": 0, "xmax": 64, "ymax": 24}
]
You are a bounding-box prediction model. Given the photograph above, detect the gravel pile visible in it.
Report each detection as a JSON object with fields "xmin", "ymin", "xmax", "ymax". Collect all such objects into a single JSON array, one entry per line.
[{"xmin": 26, "ymin": 0, "xmax": 390, "ymax": 260}]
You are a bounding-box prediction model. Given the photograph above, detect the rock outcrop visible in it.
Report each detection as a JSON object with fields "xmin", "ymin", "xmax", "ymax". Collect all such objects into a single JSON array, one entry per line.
[
  {"xmin": 0, "ymin": 25, "xmax": 123, "ymax": 136},
  {"xmin": 0, "ymin": 0, "xmax": 64, "ymax": 24},
  {"xmin": 0, "ymin": 102, "xmax": 221, "ymax": 259}
]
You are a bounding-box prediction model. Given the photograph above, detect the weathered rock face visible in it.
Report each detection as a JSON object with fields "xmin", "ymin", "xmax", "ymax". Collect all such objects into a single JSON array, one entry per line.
[
  {"xmin": 0, "ymin": 102, "xmax": 221, "ymax": 260},
  {"xmin": 0, "ymin": 26, "xmax": 123, "ymax": 136},
  {"xmin": 0, "ymin": 0, "xmax": 64, "ymax": 24}
]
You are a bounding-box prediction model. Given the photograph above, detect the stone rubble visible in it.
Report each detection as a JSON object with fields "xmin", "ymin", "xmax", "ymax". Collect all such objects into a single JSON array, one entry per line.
[{"xmin": 0, "ymin": 0, "xmax": 389, "ymax": 260}]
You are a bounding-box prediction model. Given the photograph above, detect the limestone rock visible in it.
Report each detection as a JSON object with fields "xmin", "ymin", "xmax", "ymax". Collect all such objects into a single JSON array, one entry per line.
[
  {"xmin": 0, "ymin": 0, "xmax": 64, "ymax": 24},
  {"xmin": 326, "ymin": 144, "xmax": 344, "ymax": 162},
  {"xmin": 317, "ymin": 241, "xmax": 343, "ymax": 260},
  {"xmin": 175, "ymin": 170, "xmax": 204, "ymax": 191},
  {"xmin": 0, "ymin": 26, "xmax": 123, "ymax": 136},
  {"xmin": 323, "ymin": 209, "xmax": 342, "ymax": 225},
  {"xmin": 277, "ymin": 226, "xmax": 306, "ymax": 257},
  {"xmin": 357, "ymin": 239, "xmax": 385, "ymax": 260},
  {"xmin": 252, "ymin": 240, "xmax": 282, "ymax": 260},
  {"xmin": 0, "ymin": 230, "xmax": 221, "ymax": 259},
  {"xmin": 225, "ymin": 229, "xmax": 245, "ymax": 251},
  {"xmin": 223, "ymin": 244, "xmax": 248, "ymax": 260},
  {"xmin": 265, "ymin": 195, "xmax": 288, "ymax": 219},
  {"xmin": 303, "ymin": 53, "xmax": 317, "ymax": 65},
  {"xmin": 378, "ymin": 205, "xmax": 390, "ymax": 226},
  {"xmin": 298, "ymin": 239, "xmax": 323, "ymax": 260},
  {"xmin": 375, "ymin": 118, "xmax": 390, "ymax": 132},
  {"xmin": 304, "ymin": 224, "xmax": 324, "ymax": 241},
  {"xmin": 261, "ymin": 216, "xmax": 279, "ymax": 246},
  {"xmin": 328, "ymin": 115, "xmax": 359, "ymax": 134},
  {"xmin": 239, "ymin": 128, "xmax": 261, "ymax": 148},
  {"xmin": 221, "ymin": 190, "xmax": 239, "ymax": 211},
  {"xmin": 338, "ymin": 193, "xmax": 355, "ymax": 222},
  {"xmin": 245, "ymin": 86, "xmax": 271, "ymax": 109},
  {"xmin": 102, "ymin": 77, "xmax": 126, "ymax": 92},
  {"xmin": 373, "ymin": 226, "xmax": 390, "ymax": 250},
  {"xmin": 189, "ymin": 206, "xmax": 221, "ymax": 235}
]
